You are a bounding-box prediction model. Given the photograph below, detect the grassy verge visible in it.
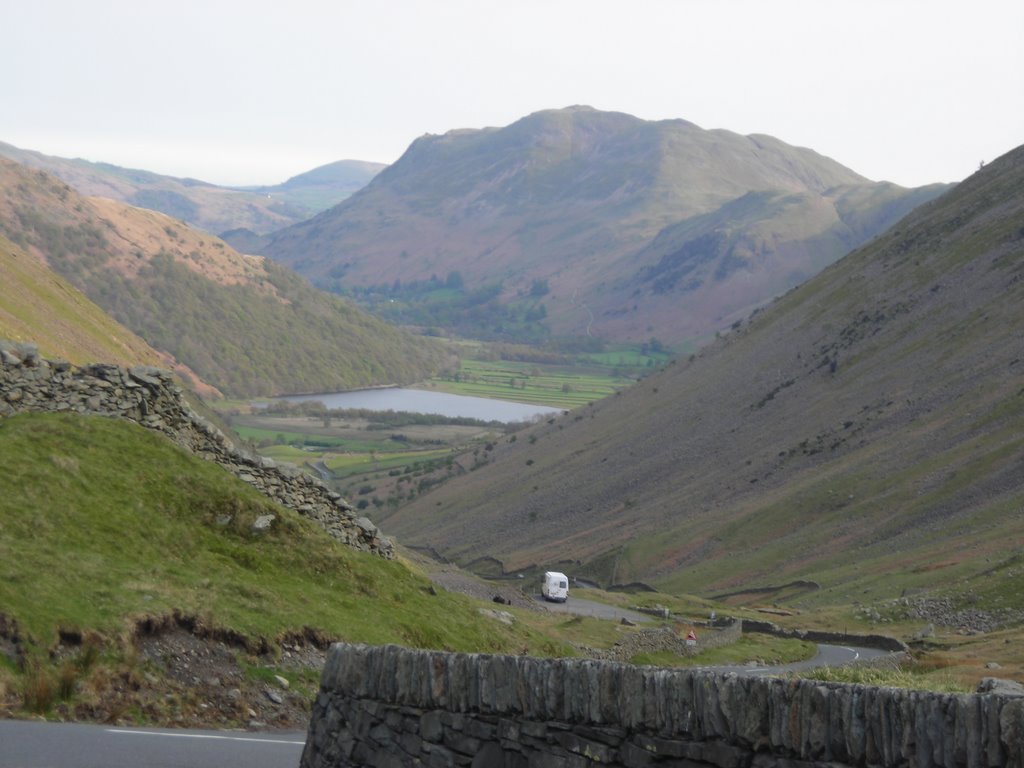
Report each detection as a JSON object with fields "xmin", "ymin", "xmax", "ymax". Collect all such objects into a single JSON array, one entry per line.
[
  {"xmin": 800, "ymin": 662, "xmax": 971, "ymax": 693},
  {"xmin": 632, "ymin": 635, "xmax": 816, "ymax": 668}
]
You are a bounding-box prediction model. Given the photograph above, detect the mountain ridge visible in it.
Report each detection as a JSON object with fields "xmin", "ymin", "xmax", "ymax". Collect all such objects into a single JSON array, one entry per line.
[
  {"xmin": 261, "ymin": 106, "xmax": 950, "ymax": 346},
  {"xmin": 0, "ymin": 142, "xmax": 381, "ymax": 235}
]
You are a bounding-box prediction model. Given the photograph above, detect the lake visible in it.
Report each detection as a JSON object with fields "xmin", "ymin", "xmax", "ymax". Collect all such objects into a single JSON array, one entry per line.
[{"xmin": 278, "ymin": 388, "xmax": 562, "ymax": 423}]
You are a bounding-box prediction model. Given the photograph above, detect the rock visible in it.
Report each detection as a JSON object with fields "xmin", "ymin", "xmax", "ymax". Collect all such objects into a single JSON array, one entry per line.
[
  {"xmin": 478, "ymin": 609, "xmax": 515, "ymax": 625},
  {"xmin": 274, "ymin": 675, "xmax": 290, "ymax": 690},
  {"xmin": 251, "ymin": 515, "xmax": 276, "ymax": 533},
  {"xmin": 977, "ymin": 677, "xmax": 1024, "ymax": 695},
  {"xmin": 354, "ymin": 517, "xmax": 378, "ymax": 534},
  {"xmin": 913, "ymin": 623, "xmax": 935, "ymax": 640},
  {"xmin": 264, "ymin": 689, "xmax": 284, "ymax": 705}
]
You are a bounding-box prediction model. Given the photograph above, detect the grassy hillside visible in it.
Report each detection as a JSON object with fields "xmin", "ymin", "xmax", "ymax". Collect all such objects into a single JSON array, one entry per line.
[
  {"xmin": 384, "ymin": 143, "xmax": 1024, "ymax": 613},
  {"xmin": 0, "ymin": 158, "xmax": 453, "ymax": 397},
  {"xmin": 0, "ymin": 234, "xmax": 164, "ymax": 368},
  {"xmin": 0, "ymin": 412, "xmax": 555, "ymax": 653},
  {"xmin": 263, "ymin": 106, "xmax": 948, "ymax": 346},
  {"xmin": 0, "ymin": 412, "xmax": 571, "ymax": 723}
]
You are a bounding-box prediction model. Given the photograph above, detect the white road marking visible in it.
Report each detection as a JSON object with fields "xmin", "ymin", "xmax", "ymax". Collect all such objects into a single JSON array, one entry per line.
[
  {"xmin": 840, "ymin": 646, "xmax": 860, "ymax": 661},
  {"xmin": 106, "ymin": 729, "xmax": 305, "ymax": 745}
]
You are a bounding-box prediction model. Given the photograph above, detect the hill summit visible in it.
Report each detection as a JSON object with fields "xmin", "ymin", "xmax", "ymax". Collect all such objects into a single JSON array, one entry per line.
[{"xmin": 262, "ymin": 106, "xmax": 948, "ymax": 345}]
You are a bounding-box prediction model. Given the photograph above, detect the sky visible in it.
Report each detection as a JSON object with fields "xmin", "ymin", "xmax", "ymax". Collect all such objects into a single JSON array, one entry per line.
[{"xmin": 3, "ymin": 0, "xmax": 1022, "ymax": 188}]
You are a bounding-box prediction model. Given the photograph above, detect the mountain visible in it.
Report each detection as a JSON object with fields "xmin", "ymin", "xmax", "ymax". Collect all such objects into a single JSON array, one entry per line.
[
  {"xmin": 382, "ymin": 143, "xmax": 1024, "ymax": 607},
  {"xmin": 261, "ymin": 106, "xmax": 949, "ymax": 346},
  {"xmin": 236, "ymin": 159, "xmax": 385, "ymax": 216},
  {"xmin": 0, "ymin": 158, "xmax": 453, "ymax": 398},
  {"xmin": 0, "ymin": 142, "xmax": 380, "ymax": 236}
]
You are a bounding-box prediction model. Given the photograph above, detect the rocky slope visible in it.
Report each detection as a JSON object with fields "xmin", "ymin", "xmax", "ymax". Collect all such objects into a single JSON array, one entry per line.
[
  {"xmin": 262, "ymin": 106, "xmax": 948, "ymax": 345},
  {"xmin": 383, "ymin": 142, "xmax": 1024, "ymax": 606}
]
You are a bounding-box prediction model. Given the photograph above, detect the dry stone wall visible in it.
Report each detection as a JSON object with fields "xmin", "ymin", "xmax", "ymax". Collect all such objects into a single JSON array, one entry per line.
[
  {"xmin": 302, "ymin": 643, "xmax": 1024, "ymax": 768},
  {"xmin": 0, "ymin": 340, "xmax": 393, "ymax": 558}
]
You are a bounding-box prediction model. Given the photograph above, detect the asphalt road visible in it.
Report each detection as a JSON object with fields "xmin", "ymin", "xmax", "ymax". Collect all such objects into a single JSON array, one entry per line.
[
  {"xmin": 696, "ymin": 642, "xmax": 895, "ymax": 676},
  {"xmin": 0, "ymin": 721, "xmax": 306, "ymax": 768},
  {"xmin": 530, "ymin": 593, "xmax": 653, "ymax": 623},
  {"xmin": 531, "ymin": 594, "xmax": 896, "ymax": 677}
]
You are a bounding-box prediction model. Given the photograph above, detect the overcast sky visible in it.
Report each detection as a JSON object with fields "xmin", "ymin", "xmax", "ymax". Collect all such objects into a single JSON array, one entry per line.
[{"xmin": 4, "ymin": 0, "xmax": 1022, "ymax": 188}]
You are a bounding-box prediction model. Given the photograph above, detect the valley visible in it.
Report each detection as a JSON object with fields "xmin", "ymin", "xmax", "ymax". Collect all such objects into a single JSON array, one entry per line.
[{"xmin": 1, "ymin": 106, "xmax": 1023, "ymax": 741}]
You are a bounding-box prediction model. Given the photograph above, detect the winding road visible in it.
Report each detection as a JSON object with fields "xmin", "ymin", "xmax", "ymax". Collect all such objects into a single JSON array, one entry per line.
[
  {"xmin": 530, "ymin": 593, "xmax": 653, "ymax": 623},
  {"xmin": 695, "ymin": 642, "xmax": 894, "ymax": 676}
]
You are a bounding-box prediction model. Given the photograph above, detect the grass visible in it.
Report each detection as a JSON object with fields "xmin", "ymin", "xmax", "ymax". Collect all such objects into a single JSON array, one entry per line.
[
  {"xmin": 0, "ymin": 413, "xmax": 570, "ymax": 664},
  {"xmin": 800, "ymin": 663, "xmax": 971, "ymax": 693},
  {"xmin": 632, "ymin": 634, "xmax": 816, "ymax": 668},
  {"xmin": 423, "ymin": 356, "xmax": 645, "ymax": 409}
]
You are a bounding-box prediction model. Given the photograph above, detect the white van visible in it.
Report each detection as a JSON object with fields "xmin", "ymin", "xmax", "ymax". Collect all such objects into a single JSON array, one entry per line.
[{"xmin": 541, "ymin": 571, "xmax": 569, "ymax": 602}]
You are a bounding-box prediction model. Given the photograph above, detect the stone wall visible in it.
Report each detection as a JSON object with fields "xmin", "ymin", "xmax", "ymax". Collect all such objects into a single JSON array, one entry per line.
[
  {"xmin": 302, "ymin": 643, "xmax": 1024, "ymax": 768},
  {"xmin": 0, "ymin": 340, "xmax": 393, "ymax": 558},
  {"xmin": 739, "ymin": 620, "xmax": 910, "ymax": 654}
]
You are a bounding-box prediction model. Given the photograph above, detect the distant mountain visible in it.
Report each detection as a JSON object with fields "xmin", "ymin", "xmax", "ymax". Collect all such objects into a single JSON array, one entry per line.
[
  {"xmin": 261, "ymin": 106, "xmax": 949, "ymax": 346},
  {"xmin": 236, "ymin": 159, "xmax": 385, "ymax": 214},
  {"xmin": 0, "ymin": 142, "xmax": 381, "ymax": 236},
  {"xmin": 0, "ymin": 158, "xmax": 452, "ymax": 398},
  {"xmin": 383, "ymin": 143, "xmax": 1024, "ymax": 607}
]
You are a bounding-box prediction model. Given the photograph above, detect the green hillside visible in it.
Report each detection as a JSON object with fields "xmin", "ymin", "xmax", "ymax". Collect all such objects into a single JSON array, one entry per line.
[
  {"xmin": 0, "ymin": 412, "xmax": 566, "ymax": 719},
  {"xmin": 384, "ymin": 143, "xmax": 1024, "ymax": 612},
  {"xmin": 0, "ymin": 234, "xmax": 163, "ymax": 368}
]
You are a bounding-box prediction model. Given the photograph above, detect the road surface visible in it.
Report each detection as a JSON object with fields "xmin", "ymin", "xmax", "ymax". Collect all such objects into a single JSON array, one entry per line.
[
  {"xmin": 0, "ymin": 721, "xmax": 305, "ymax": 768},
  {"xmin": 697, "ymin": 641, "xmax": 895, "ymax": 676},
  {"xmin": 530, "ymin": 594, "xmax": 896, "ymax": 676},
  {"xmin": 531, "ymin": 593, "xmax": 652, "ymax": 623}
]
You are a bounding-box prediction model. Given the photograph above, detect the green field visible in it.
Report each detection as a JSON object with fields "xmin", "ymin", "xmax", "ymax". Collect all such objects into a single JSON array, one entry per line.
[
  {"xmin": 213, "ymin": 342, "xmax": 671, "ymax": 527},
  {"xmin": 423, "ymin": 356, "xmax": 656, "ymax": 409}
]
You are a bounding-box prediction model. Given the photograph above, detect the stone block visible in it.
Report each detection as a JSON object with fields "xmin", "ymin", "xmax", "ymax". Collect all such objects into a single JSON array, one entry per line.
[
  {"xmin": 421, "ymin": 710, "xmax": 444, "ymax": 743},
  {"xmin": 551, "ymin": 730, "xmax": 614, "ymax": 763}
]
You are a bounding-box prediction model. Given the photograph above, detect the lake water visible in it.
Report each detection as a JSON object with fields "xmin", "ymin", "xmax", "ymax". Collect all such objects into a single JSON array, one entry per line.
[{"xmin": 278, "ymin": 388, "xmax": 562, "ymax": 423}]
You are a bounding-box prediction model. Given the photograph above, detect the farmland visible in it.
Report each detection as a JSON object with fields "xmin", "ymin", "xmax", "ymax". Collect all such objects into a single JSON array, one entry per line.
[{"xmin": 215, "ymin": 343, "xmax": 667, "ymax": 522}]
